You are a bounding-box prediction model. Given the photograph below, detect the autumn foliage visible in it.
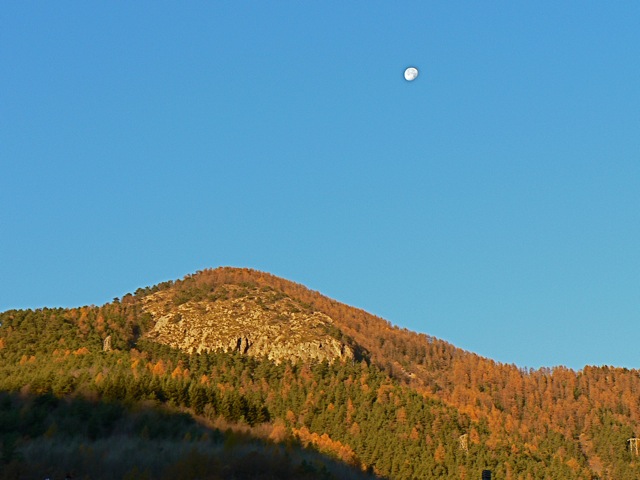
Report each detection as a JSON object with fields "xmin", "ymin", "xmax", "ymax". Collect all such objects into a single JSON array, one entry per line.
[{"xmin": 1, "ymin": 267, "xmax": 640, "ymax": 479}]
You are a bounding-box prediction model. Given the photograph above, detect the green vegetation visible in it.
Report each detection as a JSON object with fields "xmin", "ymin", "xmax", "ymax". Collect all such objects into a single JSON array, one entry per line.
[
  {"xmin": 1, "ymin": 267, "xmax": 640, "ymax": 479},
  {"xmin": 0, "ymin": 391, "xmax": 372, "ymax": 479}
]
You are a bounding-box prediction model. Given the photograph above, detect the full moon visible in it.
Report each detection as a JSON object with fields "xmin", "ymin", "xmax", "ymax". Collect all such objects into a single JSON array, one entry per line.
[{"xmin": 404, "ymin": 67, "xmax": 419, "ymax": 81}]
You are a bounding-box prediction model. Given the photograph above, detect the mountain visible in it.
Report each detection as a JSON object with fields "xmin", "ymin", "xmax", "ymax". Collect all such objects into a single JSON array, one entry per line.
[{"xmin": 1, "ymin": 266, "xmax": 639, "ymax": 479}]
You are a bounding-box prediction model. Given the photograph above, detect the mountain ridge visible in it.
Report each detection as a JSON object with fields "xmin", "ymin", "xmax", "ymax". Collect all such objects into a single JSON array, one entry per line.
[{"xmin": 2, "ymin": 266, "xmax": 640, "ymax": 479}]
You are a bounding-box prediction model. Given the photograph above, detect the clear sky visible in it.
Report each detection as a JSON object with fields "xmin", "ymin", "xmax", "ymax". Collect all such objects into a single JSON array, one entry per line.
[{"xmin": 2, "ymin": 2, "xmax": 638, "ymax": 370}]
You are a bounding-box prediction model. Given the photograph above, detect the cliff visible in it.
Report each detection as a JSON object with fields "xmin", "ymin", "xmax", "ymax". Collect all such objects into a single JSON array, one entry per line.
[{"xmin": 142, "ymin": 283, "xmax": 354, "ymax": 364}]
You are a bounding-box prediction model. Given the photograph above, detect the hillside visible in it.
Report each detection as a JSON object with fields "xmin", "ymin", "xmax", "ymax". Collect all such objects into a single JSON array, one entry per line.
[{"xmin": 1, "ymin": 266, "xmax": 639, "ymax": 479}]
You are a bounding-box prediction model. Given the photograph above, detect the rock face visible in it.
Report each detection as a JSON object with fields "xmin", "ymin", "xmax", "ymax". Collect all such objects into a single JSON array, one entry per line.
[
  {"xmin": 142, "ymin": 284, "xmax": 354, "ymax": 364},
  {"xmin": 103, "ymin": 335, "xmax": 112, "ymax": 352}
]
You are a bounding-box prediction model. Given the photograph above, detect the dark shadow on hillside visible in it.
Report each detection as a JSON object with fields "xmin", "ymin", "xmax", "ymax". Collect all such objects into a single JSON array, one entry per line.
[{"xmin": 0, "ymin": 390, "xmax": 387, "ymax": 480}]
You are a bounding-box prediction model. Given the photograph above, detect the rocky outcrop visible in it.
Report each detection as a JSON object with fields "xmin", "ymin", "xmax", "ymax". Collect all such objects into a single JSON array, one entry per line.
[
  {"xmin": 103, "ymin": 335, "xmax": 112, "ymax": 352},
  {"xmin": 141, "ymin": 285, "xmax": 354, "ymax": 364}
]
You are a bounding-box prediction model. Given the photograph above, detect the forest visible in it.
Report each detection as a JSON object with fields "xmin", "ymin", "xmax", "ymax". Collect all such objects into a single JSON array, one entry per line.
[{"xmin": 1, "ymin": 267, "xmax": 639, "ymax": 479}]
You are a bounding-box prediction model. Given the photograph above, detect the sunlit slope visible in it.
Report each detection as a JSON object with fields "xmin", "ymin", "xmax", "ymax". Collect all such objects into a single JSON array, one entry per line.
[
  {"xmin": 1, "ymin": 266, "xmax": 640, "ymax": 478},
  {"xmin": 139, "ymin": 267, "xmax": 640, "ymax": 479}
]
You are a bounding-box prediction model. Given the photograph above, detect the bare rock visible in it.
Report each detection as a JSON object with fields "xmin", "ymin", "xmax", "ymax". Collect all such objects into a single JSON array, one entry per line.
[
  {"xmin": 142, "ymin": 285, "xmax": 354, "ymax": 364},
  {"xmin": 103, "ymin": 335, "xmax": 112, "ymax": 352}
]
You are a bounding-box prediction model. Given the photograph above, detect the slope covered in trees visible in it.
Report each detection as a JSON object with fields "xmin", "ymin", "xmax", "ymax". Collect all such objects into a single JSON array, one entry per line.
[{"xmin": 0, "ymin": 267, "xmax": 639, "ymax": 479}]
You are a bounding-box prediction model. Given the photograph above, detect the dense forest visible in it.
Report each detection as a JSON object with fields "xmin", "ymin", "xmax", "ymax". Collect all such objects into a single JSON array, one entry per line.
[{"xmin": 1, "ymin": 267, "xmax": 639, "ymax": 479}]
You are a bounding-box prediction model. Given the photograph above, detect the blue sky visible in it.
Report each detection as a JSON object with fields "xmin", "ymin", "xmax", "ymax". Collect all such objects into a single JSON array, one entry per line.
[{"xmin": 2, "ymin": 2, "xmax": 638, "ymax": 370}]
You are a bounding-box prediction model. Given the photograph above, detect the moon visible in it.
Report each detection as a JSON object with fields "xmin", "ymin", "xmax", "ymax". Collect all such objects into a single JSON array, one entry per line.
[{"xmin": 404, "ymin": 67, "xmax": 419, "ymax": 81}]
